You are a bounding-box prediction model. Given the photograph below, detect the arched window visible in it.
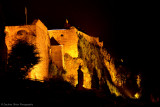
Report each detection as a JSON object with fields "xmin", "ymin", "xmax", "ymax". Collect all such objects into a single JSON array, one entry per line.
[{"xmin": 17, "ymin": 30, "xmax": 28, "ymax": 36}]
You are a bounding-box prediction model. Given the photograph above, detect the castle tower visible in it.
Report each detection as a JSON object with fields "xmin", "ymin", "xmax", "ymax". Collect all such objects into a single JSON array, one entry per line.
[
  {"xmin": 48, "ymin": 27, "xmax": 79, "ymax": 58},
  {"xmin": 5, "ymin": 19, "xmax": 50, "ymax": 80},
  {"xmin": 50, "ymin": 37, "xmax": 64, "ymax": 68}
]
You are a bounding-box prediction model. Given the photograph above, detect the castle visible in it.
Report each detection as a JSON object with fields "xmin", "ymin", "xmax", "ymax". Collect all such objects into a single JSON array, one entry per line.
[
  {"xmin": 5, "ymin": 19, "xmax": 103, "ymax": 88},
  {"xmin": 4, "ymin": 19, "xmax": 142, "ymax": 98}
]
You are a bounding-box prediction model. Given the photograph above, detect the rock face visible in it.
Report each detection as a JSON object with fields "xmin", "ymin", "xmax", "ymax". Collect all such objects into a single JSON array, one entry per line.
[
  {"xmin": 5, "ymin": 20, "xmax": 50, "ymax": 80},
  {"xmin": 77, "ymin": 32, "xmax": 141, "ymax": 98},
  {"xmin": 63, "ymin": 53, "xmax": 91, "ymax": 89}
]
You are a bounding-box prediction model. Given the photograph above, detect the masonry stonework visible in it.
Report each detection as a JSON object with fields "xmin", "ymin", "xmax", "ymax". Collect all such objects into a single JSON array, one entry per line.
[
  {"xmin": 48, "ymin": 27, "xmax": 79, "ymax": 58},
  {"xmin": 4, "ymin": 19, "xmax": 103, "ymax": 87},
  {"xmin": 50, "ymin": 45, "xmax": 64, "ymax": 68},
  {"xmin": 5, "ymin": 20, "xmax": 50, "ymax": 80}
]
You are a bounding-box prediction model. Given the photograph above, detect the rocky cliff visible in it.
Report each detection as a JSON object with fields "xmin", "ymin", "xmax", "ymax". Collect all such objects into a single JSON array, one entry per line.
[{"xmin": 62, "ymin": 31, "xmax": 141, "ymax": 98}]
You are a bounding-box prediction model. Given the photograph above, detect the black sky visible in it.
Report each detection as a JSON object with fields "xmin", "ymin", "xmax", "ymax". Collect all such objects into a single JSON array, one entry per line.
[{"xmin": 0, "ymin": 0, "xmax": 159, "ymax": 71}]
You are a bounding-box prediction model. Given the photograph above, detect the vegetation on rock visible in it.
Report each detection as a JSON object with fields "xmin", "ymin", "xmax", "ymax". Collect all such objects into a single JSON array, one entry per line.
[
  {"xmin": 78, "ymin": 33, "xmax": 103, "ymax": 74},
  {"xmin": 77, "ymin": 33, "xmax": 122, "ymax": 95}
]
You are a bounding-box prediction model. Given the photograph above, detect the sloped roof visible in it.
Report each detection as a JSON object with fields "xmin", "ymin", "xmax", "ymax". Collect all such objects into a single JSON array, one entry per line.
[{"xmin": 50, "ymin": 37, "xmax": 59, "ymax": 45}]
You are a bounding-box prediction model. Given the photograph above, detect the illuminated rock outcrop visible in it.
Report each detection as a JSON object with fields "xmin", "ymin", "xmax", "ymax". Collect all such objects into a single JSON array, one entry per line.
[
  {"xmin": 63, "ymin": 53, "xmax": 91, "ymax": 89},
  {"xmin": 77, "ymin": 32, "xmax": 141, "ymax": 98},
  {"xmin": 101, "ymin": 48, "xmax": 142, "ymax": 98}
]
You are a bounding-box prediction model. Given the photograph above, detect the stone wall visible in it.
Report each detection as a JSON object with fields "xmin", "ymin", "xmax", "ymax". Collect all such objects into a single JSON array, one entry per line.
[
  {"xmin": 48, "ymin": 27, "xmax": 103, "ymax": 88},
  {"xmin": 5, "ymin": 19, "xmax": 50, "ymax": 80},
  {"xmin": 50, "ymin": 45, "xmax": 64, "ymax": 68},
  {"xmin": 30, "ymin": 20, "xmax": 50, "ymax": 80},
  {"xmin": 48, "ymin": 27, "xmax": 79, "ymax": 58},
  {"xmin": 48, "ymin": 27, "xmax": 103, "ymax": 58},
  {"xmin": 5, "ymin": 25, "xmax": 36, "ymax": 52},
  {"xmin": 4, "ymin": 19, "xmax": 103, "ymax": 86}
]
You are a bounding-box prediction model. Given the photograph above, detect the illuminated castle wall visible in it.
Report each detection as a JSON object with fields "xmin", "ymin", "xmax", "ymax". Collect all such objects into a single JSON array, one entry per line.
[
  {"xmin": 48, "ymin": 27, "xmax": 79, "ymax": 58},
  {"xmin": 48, "ymin": 27, "xmax": 103, "ymax": 57},
  {"xmin": 5, "ymin": 20, "xmax": 50, "ymax": 80},
  {"xmin": 48, "ymin": 27, "xmax": 103, "ymax": 88},
  {"xmin": 50, "ymin": 45, "xmax": 64, "ymax": 68},
  {"xmin": 4, "ymin": 19, "xmax": 141, "ymax": 98},
  {"xmin": 4, "ymin": 19, "xmax": 103, "ymax": 84}
]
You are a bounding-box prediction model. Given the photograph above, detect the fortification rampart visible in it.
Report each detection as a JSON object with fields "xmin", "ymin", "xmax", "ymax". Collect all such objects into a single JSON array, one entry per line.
[
  {"xmin": 4, "ymin": 19, "xmax": 103, "ymax": 83},
  {"xmin": 5, "ymin": 20, "xmax": 50, "ymax": 80}
]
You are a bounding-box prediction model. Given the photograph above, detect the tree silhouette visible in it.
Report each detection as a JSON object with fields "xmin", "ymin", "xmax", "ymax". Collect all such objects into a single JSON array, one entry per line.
[{"xmin": 7, "ymin": 40, "xmax": 40, "ymax": 79}]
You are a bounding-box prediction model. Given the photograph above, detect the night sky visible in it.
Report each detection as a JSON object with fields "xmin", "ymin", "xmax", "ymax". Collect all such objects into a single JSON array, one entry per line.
[{"xmin": 0, "ymin": 0, "xmax": 159, "ymax": 72}]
